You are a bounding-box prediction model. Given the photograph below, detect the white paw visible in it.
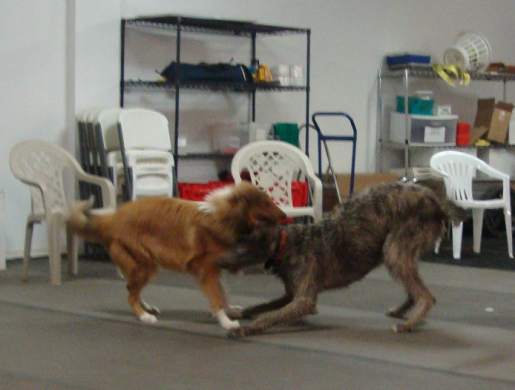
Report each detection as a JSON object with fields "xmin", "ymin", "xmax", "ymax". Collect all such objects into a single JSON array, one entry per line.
[
  {"xmin": 224, "ymin": 318, "xmax": 241, "ymax": 330},
  {"xmin": 139, "ymin": 312, "xmax": 158, "ymax": 324},
  {"xmin": 215, "ymin": 309, "xmax": 241, "ymax": 330},
  {"xmin": 229, "ymin": 305, "xmax": 243, "ymax": 311}
]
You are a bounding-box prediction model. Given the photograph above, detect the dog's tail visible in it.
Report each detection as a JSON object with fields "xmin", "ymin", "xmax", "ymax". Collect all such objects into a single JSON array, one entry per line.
[
  {"xmin": 65, "ymin": 197, "xmax": 109, "ymax": 243},
  {"xmin": 440, "ymin": 198, "xmax": 467, "ymax": 224}
]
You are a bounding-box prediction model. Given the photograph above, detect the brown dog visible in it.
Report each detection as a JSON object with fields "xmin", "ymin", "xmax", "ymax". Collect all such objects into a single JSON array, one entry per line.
[
  {"xmin": 66, "ymin": 182, "xmax": 286, "ymax": 330},
  {"xmin": 220, "ymin": 182, "xmax": 467, "ymax": 337}
]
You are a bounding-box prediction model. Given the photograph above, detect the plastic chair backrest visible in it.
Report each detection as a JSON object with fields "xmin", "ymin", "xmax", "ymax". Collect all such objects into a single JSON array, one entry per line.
[
  {"xmin": 118, "ymin": 108, "xmax": 172, "ymax": 151},
  {"xmin": 9, "ymin": 140, "xmax": 87, "ymax": 214},
  {"xmin": 430, "ymin": 151, "xmax": 509, "ymax": 202},
  {"xmin": 96, "ymin": 108, "xmax": 123, "ymax": 152},
  {"xmin": 231, "ymin": 140, "xmax": 315, "ymax": 208}
]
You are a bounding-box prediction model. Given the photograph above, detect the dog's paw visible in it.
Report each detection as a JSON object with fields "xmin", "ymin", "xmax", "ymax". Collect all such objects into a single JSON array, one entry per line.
[
  {"xmin": 227, "ymin": 326, "xmax": 250, "ymax": 338},
  {"xmin": 226, "ymin": 305, "xmax": 244, "ymax": 319},
  {"xmin": 215, "ymin": 309, "xmax": 241, "ymax": 330},
  {"xmin": 390, "ymin": 323, "xmax": 413, "ymax": 333},
  {"xmin": 139, "ymin": 312, "xmax": 158, "ymax": 324},
  {"xmin": 141, "ymin": 300, "xmax": 160, "ymax": 316}
]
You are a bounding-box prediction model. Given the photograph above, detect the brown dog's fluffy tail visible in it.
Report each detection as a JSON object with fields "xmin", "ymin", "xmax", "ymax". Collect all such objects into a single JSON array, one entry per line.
[
  {"xmin": 66, "ymin": 197, "xmax": 106, "ymax": 243},
  {"xmin": 440, "ymin": 199, "xmax": 467, "ymax": 224}
]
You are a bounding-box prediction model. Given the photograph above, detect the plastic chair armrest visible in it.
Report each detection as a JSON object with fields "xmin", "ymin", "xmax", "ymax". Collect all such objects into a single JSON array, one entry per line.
[{"xmin": 76, "ymin": 171, "xmax": 116, "ymax": 209}]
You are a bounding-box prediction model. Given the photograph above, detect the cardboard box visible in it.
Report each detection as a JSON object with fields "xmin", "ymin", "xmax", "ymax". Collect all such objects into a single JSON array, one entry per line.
[
  {"xmin": 322, "ymin": 173, "xmax": 398, "ymax": 211},
  {"xmin": 470, "ymin": 98, "xmax": 495, "ymax": 145},
  {"xmin": 470, "ymin": 98, "xmax": 514, "ymax": 145},
  {"xmin": 486, "ymin": 102, "xmax": 514, "ymax": 143}
]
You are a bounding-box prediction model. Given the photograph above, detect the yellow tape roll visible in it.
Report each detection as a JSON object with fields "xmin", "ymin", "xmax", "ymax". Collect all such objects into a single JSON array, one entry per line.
[{"xmin": 433, "ymin": 64, "xmax": 470, "ymax": 87}]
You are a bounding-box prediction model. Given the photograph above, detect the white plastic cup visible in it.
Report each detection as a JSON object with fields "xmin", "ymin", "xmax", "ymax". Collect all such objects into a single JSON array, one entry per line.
[{"xmin": 289, "ymin": 65, "xmax": 304, "ymax": 86}]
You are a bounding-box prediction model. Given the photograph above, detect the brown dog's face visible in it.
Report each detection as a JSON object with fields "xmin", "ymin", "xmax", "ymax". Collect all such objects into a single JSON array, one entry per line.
[{"xmin": 230, "ymin": 182, "xmax": 287, "ymax": 227}]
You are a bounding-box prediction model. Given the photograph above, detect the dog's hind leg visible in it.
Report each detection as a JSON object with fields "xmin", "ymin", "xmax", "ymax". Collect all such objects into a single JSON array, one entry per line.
[
  {"xmin": 386, "ymin": 294, "xmax": 414, "ymax": 319},
  {"xmin": 383, "ymin": 233, "xmax": 436, "ymax": 333}
]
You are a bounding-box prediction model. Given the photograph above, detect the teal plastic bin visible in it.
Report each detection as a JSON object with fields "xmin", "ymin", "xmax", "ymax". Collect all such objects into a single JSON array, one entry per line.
[{"xmin": 272, "ymin": 123, "xmax": 299, "ymax": 147}]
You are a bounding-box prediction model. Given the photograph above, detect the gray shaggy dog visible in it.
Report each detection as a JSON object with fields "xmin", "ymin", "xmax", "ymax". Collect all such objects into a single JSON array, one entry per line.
[{"xmin": 219, "ymin": 182, "xmax": 467, "ymax": 337}]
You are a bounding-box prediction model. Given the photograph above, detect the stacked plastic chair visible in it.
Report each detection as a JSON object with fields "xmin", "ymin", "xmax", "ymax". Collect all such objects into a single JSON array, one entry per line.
[{"xmin": 77, "ymin": 107, "xmax": 175, "ymax": 204}]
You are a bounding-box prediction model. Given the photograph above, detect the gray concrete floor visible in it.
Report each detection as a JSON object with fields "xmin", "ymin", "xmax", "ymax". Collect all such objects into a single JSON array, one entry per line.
[{"xmin": 1, "ymin": 236, "xmax": 515, "ymax": 390}]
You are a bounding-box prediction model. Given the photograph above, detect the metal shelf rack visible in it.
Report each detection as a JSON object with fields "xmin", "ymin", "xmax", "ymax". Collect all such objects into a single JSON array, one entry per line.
[
  {"xmin": 377, "ymin": 66, "xmax": 515, "ymax": 179},
  {"xmin": 120, "ymin": 15, "xmax": 311, "ymax": 179}
]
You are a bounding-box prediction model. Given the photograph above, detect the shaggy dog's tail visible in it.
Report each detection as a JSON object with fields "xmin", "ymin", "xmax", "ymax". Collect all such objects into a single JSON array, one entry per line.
[
  {"xmin": 440, "ymin": 199, "xmax": 468, "ymax": 224},
  {"xmin": 66, "ymin": 197, "xmax": 108, "ymax": 243}
]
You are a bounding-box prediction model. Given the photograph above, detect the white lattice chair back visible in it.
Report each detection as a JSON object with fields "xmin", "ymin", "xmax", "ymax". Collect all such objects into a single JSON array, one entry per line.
[
  {"xmin": 430, "ymin": 151, "xmax": 509, "ymax": 208},
  {"xmin": 10, "ymin": 141, "xmax": 77, "ymax": 215},
  {"xmin": 231, "ymin": 140, "xmax": 323, "ymax": 222},
  {"xmin": 430, "ymin": 150, "xmax": 513, "ymax": 259}
]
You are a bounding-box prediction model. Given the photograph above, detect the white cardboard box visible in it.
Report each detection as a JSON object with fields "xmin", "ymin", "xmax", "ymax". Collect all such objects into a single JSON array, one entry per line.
[{"xmin": 423, "ymin": 125, "xmax": 446, "ymax": 143}]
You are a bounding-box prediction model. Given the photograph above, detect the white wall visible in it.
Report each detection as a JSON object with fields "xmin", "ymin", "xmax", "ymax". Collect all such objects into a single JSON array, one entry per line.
[
  {"xmin": 1, "ymin": 0, "xmax": 514, "ymax": 258},
  {"xmin": 0, "ymin": 1, "xmax": 67, "ymax": 258}
]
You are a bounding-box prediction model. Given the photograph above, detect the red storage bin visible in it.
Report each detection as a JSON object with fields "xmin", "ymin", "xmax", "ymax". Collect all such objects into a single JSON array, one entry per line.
[
  {"xmin": 177, "ymin": 181, "xmax": 232, "ymax": 201},
  {"xmin": 456, "ymin": 122, "xmax": 471, "ymax": 146},
  {"xmin": 178, "ymin": 180, "xmax": 308, "ymax": 206}
]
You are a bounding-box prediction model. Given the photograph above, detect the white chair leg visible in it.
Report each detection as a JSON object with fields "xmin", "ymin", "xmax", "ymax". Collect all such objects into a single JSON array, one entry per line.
[
  {"xmin": 452, "ymin": 222, "xmax": 464, "ymax": 259},
  {"xmin": 66, "ymin": 228, "xmax": 79, "ymax": 276},
  {"xmin": 47, "ymin": 216, "xmax": 62, "ymax": 285},
  {"xmin": 22, "ymin": 219, "xmax": 36, "ymax": 281},
  {"xmin": 472, "ymin": 209, "xmax": 485, "ymax": 254},
  {"xmin": 504, "ymin": 207, "xmax": 514, "ymax": 258}
]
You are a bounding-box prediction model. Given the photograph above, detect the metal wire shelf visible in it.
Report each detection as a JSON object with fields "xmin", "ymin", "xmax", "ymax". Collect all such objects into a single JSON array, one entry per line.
[
  {"xmin": 381, "ymin": 67, "xmax": 515, "ymax": 82},
  {"xmin": 125, "ymin": 16, "xmax": 309, "ymax": 37},
  {"xmin": 123, "ymin": 80, "xmax": 307, "ymax": 92}
]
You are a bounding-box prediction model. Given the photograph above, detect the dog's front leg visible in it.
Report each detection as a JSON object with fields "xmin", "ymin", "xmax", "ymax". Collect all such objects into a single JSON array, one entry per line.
[
  {"xmin": 227, "ymin": 295, "xmax": 317, "ymax": 337},
  {"xmin": 198, "ymin": 267, "xmax": 240, "ymax": 330},
  {"xmin": 229, "ymin": 294, "xmax": 293, "ymax": 320}
]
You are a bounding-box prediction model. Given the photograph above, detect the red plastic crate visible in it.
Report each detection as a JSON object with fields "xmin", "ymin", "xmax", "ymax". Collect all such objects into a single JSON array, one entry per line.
[
  {"xmin": 178, "ymin": 181, "xmax": 232, "ymax": 201},
  {"xmin": 178, "ymin": 180, "xmax": 308, "ymax": 206}
]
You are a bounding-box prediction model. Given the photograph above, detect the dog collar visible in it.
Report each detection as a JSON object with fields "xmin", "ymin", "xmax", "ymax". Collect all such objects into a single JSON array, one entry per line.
[{"xmin": 264, "ymin": 230, "xmax": 287, "ymax": 272}]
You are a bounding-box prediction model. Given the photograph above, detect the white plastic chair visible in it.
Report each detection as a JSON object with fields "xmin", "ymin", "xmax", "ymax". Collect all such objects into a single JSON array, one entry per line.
[
  {"xmin": 113, "ymin": 108, "xmax": 175, "ymax": 201},
  {"xmin": 430, "ymin": 150, "xmax": 513, "ymax": 259},
  {"xmin": 9, "ymin": 140, "xmax": 116, "ymax": 285},
  {"xmin": 231, "ymin": 140, "xmax": 323, "ymax": 222}
]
